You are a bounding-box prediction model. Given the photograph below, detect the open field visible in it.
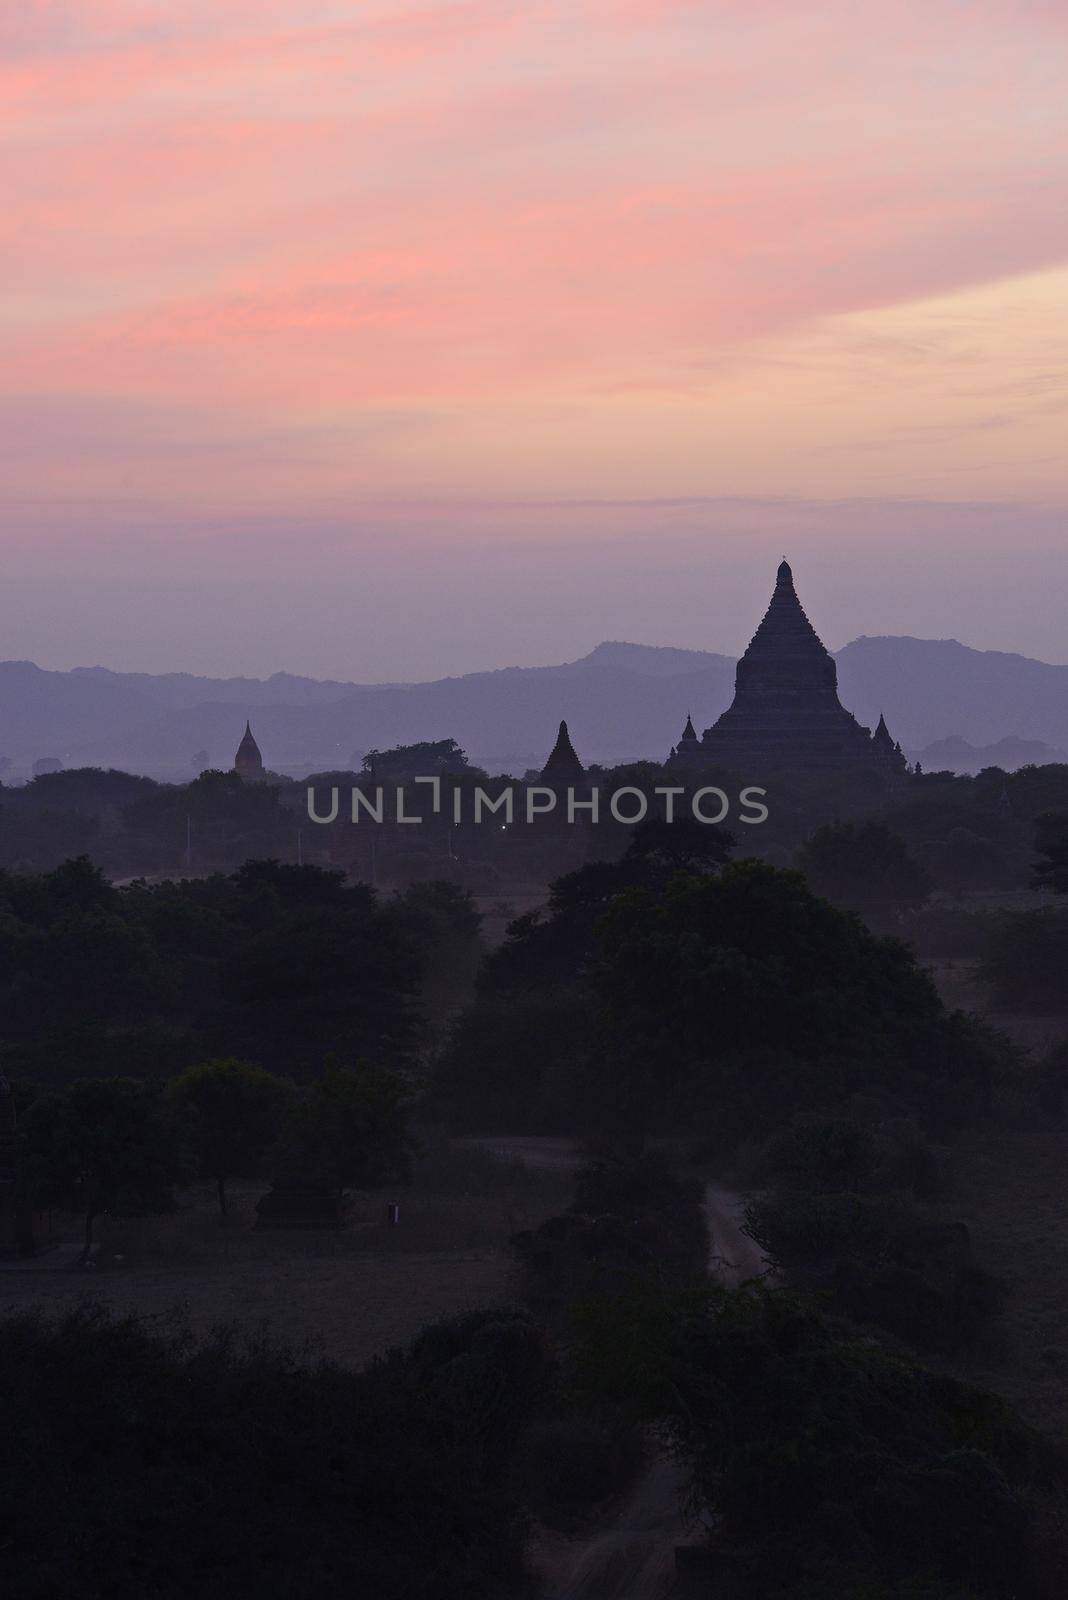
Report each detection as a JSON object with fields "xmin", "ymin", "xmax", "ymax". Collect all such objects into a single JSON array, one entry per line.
[
  {"xmin": 0, "ymin": 1147, "xmax": 573, "ymax": 1369},
  {"xmin": 928, "ymin": 956, "xmax": 1068, "ymax": 1055},
  {"xmin": 910, "ymin": 936, "xmax": 1068, "ymax": 1430},
  {"xmin": 948, "ymin": 1123, "xmax": 1068, "ymax": 1436}
]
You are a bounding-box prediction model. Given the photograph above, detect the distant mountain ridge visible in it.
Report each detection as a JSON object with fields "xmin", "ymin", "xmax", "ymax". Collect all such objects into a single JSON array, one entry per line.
[
  {"xmin": 1, "ymin": 636, "xmax": 1065, "ymax": 779},
  {"xmin": 909, "ymin": 734, "xmax": 1068, "ymax": 776},
  {"xmin": 835, "ymin": 636, "xmax": 1068, "ymax": 753}
]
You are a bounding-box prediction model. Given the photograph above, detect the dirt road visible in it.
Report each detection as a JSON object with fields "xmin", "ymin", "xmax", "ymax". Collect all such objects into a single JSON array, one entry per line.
[
  {"xmin": 462, "ymin": 1137, "xmax": 768, "ymax": 1284},
  {"xmin": 467, "ymin": 1136, "xmax": 767, "ymax": 1598}
]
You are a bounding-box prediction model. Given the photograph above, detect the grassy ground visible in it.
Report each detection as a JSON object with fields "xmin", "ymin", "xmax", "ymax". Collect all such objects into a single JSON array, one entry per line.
[
  {"xmin": 0, "ymin": 1143, "xmax": 572, "ymax": 1369},
  {"xmin": 947, "ymin": 1122, "xmax": 1068, "ymax": 1436},
  {"xmin": 922, "ymin": 924, "xmax": 1068, "ymax": 1435},
  {"xmin": 929, "ymin": 955, "xmax": 1067, "ymax": 1054}
]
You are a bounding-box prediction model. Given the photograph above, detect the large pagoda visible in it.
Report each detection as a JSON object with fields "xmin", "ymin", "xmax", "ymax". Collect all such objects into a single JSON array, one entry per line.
[{"xmin": 678, "ymin": 561, "xmax": 906, "ymax": 774}]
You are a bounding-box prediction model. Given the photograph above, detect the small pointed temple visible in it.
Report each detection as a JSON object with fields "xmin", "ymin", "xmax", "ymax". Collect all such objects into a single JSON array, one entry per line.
[
  {"xmin": 673, "ymin": 561, "xmax": 906, "ymax": 774},
  {"xmin": 541, "ymin": 719, "xmax": 585, "ymax": 783},
  {"xmin": 871, "ymin": 712, "xmax": 908, "ymax": 774},
  {"xmin": 234, "ymin": 720, "xmax": 265, "ymax": 781}
]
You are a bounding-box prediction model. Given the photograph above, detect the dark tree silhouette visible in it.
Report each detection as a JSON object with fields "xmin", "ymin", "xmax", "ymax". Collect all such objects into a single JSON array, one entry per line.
[
  {"xmin": 797, "ymin": 819, "xmax": 933, "ymax": 924},
  {"xmin": 22, "ymin": 1077, "xmax": 187, "ymax": 1259},
  {"xmin": 1034, "ymin": 811, "xmax": 1068, "ymax": 893},
  {"xmin": 167, "ymin": 1058, "xmax": 294, "ymax": 1216}
]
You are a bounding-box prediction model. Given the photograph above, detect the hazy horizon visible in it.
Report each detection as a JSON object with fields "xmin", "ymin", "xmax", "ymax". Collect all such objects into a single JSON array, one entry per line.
[{"xmin": 3, "ymin": 496, "xmax": 1066, "ymax": 682}]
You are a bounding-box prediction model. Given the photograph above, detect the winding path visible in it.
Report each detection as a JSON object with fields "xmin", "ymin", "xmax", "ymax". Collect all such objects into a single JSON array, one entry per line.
[
  {"xmin": 461, "ymin": 1136, "xmax": 768, "ymax": 1283},
  {"xmin": 463, "ymin": 1136, "xmax": 768, "ymax": 1598}
]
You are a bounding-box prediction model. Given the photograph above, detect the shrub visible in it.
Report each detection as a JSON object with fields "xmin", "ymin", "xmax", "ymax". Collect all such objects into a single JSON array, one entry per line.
[
  {"xmin": 745, "ymin": 1191, "xmax": 1001, "ymax": 1353},
  {"xmin": 520, "ymin": 1411, "xmax": 648, "ymax": 1530},
  {"xmin": 570, "ymin": 1281, "xmax": 1062, "ymax": 1598},
  {"xmin": 0, "ymin": 1305, "xmax": 543, "ymax": 1600},
  {"xmin": 979, "ymin": 909, "xmax": 1068, "ymax": 1012},
  {"xmin": 766, "ymin": 1112, "xmax": 946, "ymax": 1201},
  {"xmin": 512, "ymin": 1157, "xmax": 708, "ymax": 1311}
]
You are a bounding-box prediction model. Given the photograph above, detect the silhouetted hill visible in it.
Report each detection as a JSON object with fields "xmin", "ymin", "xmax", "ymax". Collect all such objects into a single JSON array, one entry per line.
[
  {"xmin": 1, "ymin": 636, "xmax": 1065, "ymax": 779},
  {"xmin": 909, "ymin": 734, "xmax": 1068, "ymax": 776},
  {"xmin": 835, "ymin": 636, "xmax": 1068, "ymax": 752}
]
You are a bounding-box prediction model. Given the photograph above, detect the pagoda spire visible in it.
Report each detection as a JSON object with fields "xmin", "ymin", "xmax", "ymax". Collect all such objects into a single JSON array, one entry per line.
[
  {"xmin": 540, "ymin": 720, "xmax": 584, "ymax": 782},
  {"xmin": 234, "ymin": 721, "xmax": 265, "ymax": 780},
  {"xmin": 733, "ymin": 558, "xmax": 837, "ymax": 694},
  {"xmin": 871, "ymin": 712, "xmax": 907, "ymax": 772}
]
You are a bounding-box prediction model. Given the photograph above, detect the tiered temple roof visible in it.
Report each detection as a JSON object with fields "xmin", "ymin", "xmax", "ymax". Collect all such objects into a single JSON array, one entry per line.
[{"xmin": 693, "ymin": 561, "xmax": 897, "ymax": 773}]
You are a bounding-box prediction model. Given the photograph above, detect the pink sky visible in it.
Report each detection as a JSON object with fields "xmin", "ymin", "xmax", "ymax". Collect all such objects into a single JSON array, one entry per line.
[{"xmin": 1, "ymin": 0, "xmax": 1066, "ymax": 676}]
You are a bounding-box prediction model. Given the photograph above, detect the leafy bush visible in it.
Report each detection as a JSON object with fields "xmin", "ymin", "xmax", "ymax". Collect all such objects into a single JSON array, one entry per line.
[
  {"xmin": 593, "ymin": 860, "xmax": 995, "ymax": 1148},
  {"xmin": 437, "ymin": 856, "xmax": 1007, "ymax": 1144},
  {"xmin": 767, "ymin": 1115, "xmax": 880, "ymax": 1192},
  {"xmin": 0, "ymin": 1305, "xmax": 544, "ymax": 1600},
  {"xmin": 979, "ymin": 909, "xmax": 1068, "ymax": 1012},
  {"xmin": 512, "ymin": 1157, "xmax": 708, "ymax": 1311},
  {"xmin": 745, "ymin": 1191, "xmax": 1001, "ymax": 1353},
  {"xmin": 1033, "ymin": 811, "xmax": 1068, "ymax": 894},
  {"xmin": 279, "ymin": 1060, "xmax": 415, "ymax": 1193},
  {"xmin": 1035, "ymin": 1039, "xmax": 1068, "ymax": 1118},
  {"xmin": 166, "ymin": 1057, "xmax": 295, "ymax": 1214},
  {"xmin": 766, "ymin": 1113, "xmax": 945, "ymax": 1201},
  {"xmin": 22, "ymin": 1076, "xmax": 190, "ymax": 1257},
  {"xmin": 797, "ymin": 820, "xmax": 933, "ymax": 924},
  {"xmin": 519, "ymin": 1410, "xmax": 648, "ymax": 1530},
  {"xmin": 0, "ymin": 857, "xmax": 455, "ymax": 1084},
  {"xmin": 431, "ymin": 983, "xmax": 596, "ymax": 1133},
  {"xmin": 571, "ymin": 1281, "xmax": 1064, "ymax": 1598}
]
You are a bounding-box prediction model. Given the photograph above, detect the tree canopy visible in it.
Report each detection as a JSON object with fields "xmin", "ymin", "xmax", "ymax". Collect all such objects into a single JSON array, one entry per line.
[
  {"xmin": 0, "ymin": 1305, "xmax": 544, "ymax": 1600},
  {"xmin": 22, "ymin": 1077, "xmax": 189, "ymax": 1257},
  {"xmin": 0, "ymin": 858, "xmax": 472, "ymax": 1083},
  {"xmin": 166, "ymin": 1058, "xmax": 295, "ymax": 1215}
]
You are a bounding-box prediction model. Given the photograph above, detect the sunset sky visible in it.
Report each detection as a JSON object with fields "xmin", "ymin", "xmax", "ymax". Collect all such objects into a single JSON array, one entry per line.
[{"xmin": 2, "ymin": 0, "xmax": 1066, "ymax": 677}]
